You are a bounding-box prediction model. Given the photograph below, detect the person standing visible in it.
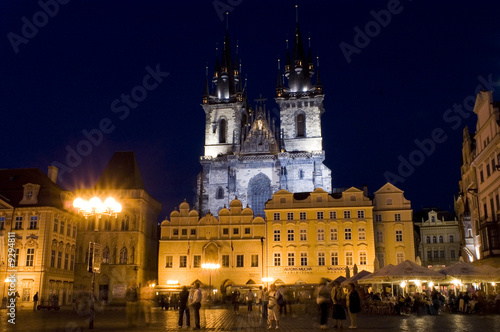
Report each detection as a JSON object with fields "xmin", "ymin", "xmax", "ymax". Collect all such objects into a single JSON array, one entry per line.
[
  {"xmin": 278, "ymin": 286, "xmax": 287, "ymax": 316},
  {"xmin": 316, "ymin": 280, "xmax": 331, "ymax": 329},
  {"xmin": 33, "ymin": 292, "xmax": 39, "ymax": 311},
  {"xmin": 261, "ymin": 287, "xmax": 269, "ymax": 318},
  {"xmin": 256, "ymin": 286, "xmax": 263, "ymax": 313},
  {"xmin": 246, "ymin": 289, "xmax": 254, "ymax": 311},
  {"xmin": 178, "ymin": 286, "xmax": 190, "ymax": 328},
  {"xmin": 125, "ymin": 283, "xmax": 139, "ymax": 328},
  {"xmin": 347, "ymin": 283, "xmax": 361, "ymax": 329},
  {"xmin": 267, "ymin": 284, "xmax": 280, "ymax": 329},
  {"xmin": 331, "ymin": 282, "xmax": 347, "ymax": 329},
  {"xmin": 233, "ymin": 290, "xmax": 240, "ymax": 313},
  {"xmin": 190, "ymin": 282, "xmax": 202, "ymax": 330}
]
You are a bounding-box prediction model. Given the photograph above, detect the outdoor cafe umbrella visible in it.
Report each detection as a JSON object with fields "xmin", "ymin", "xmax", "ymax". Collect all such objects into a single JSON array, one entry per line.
[
  {"xmin": 342, "ymin": 270, "xmax": 372, "ymax": 286},
  {"xmin": 438, "ymin": 261, "xmax": 499, "ymax": 282}
]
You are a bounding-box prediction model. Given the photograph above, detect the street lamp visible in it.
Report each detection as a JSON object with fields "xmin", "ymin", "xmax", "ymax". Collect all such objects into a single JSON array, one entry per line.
[
  {"xmin": 262, "ymin": 277, "xmax": 273, "ymax": 288},
  {"xmin": 73, "ymin": 196, "xmax": 121, "ymax": 329},
  {"xmin": 201, "ymin": 263, "xmax": 220, "ymax": 298}
]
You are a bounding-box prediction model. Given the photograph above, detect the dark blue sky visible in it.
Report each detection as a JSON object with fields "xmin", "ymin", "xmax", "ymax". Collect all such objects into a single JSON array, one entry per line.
[{"xmin": 2, "ymin": 0, "xmax": 500, "ymax": 220}]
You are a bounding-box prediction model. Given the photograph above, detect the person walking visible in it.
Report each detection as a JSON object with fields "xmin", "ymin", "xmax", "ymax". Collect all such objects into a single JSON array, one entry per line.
[
  {"xmin": 190, "ymin": 282, "xmax": 202, "ymax": 330},
  {"xmin": 33, "ymin": 292, "xmax": 39, "ymax": 311},
  {"xmin": 331, "ymin": 282, "xmax": 347, "ymax": 329},
  {"xmin": 256, "ymin": 286, "xmax": 263, "ymax": 313},
  {"xmin": 261, "ymin": 287, "xmax": 269, "ymax": 318},
  {"xmin": 178, "ymin": 286, "xmax": 190, "ymax": 328},
  {"xmin": 233, "ymin": 290, "xmax": 240, "ymax": 313},
  {"xmin": 267, "ymin": 284, "xmax": 280, "ymax": 329},
  {"xmin": 125, "ymin": 283, "xmax": 139, "ymax": 328},
  {"xmin": 317, "ymin": 280, "xmax": 331, "ymax": 329},
  {"xmin": 246, "ymin": 289, "xmax": 254, "ymax": 311},
  {"xmin": 347, "ymin": 283, "xmax": 361, "ymax": 329},
  {"xmin": 278, "ymin": 286, "xmax": 287, "ymax": 316}
]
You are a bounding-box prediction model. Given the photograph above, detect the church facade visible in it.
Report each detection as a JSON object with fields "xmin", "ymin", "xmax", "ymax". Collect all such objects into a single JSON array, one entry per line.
[{"xmin": 196, "ymin": 20, "xmax": 331, "ymax": 217}]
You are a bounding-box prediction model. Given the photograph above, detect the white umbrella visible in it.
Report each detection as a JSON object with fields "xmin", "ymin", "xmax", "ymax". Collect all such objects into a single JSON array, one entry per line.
[{"xmin": 439, "ymin": 261, "xmax": 500, "ymax": 282}]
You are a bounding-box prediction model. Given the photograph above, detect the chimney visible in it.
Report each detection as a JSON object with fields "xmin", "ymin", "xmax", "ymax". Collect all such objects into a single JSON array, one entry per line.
[
  {"xmin": 363, "ymin": 184, "xmax": 369, "ymax": 197},
  {"xmin": 48, "ymin": 166, "xmax": 58, "ymax": 184}
]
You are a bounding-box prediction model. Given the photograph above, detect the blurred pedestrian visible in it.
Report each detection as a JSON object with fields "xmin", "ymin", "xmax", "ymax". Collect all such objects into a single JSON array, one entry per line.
[
  {"xmin": 261, "ymin": 287, "xmax": 269, "ymax": 318},
  {"xmin": 189, "ymin": 282, "xmax": 202, "ymax": 330},
  {"xmin": 246, "ymin": 289, "xmax": 254, "ymax": 311},
  {"xmin": 125, "ymin": 282, "xmax": 138, "ymax": 328},
  {"xmin": 347, "ymin": 283, "xmax": 361, "ymax": 329},
  {"xmin": 317, "ymin": 279, "xmax": 331, "ymax": 329},
  {"xmin": 331, "ymin": 282, "xmax": 346, "ymax": 329},
  {"xmin": 33, "ymin": 292, "xmax": 39, "ymax": 311},
  {"xmin": 178, "ymin": 286, "xmax": 190, "ymax": 328},
  {"xmin": 268, "ymin": 284, "xmax": 280, "ymax": 329},
  {"xmin": 233, "ymin": 290, "xmax": 240, "ymax": 313}
]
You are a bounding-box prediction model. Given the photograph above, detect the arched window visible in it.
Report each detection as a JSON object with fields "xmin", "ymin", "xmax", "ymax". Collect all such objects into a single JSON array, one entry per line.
[
  {"xmin": 119, "ymin": 247, "xmax": 128, "ymax": 264},
  {"xmin": 216, "ymin": 186, "xmax": 224, "ymax": 199},
  {"xmin": 247, "ymin": 173, "xmax": 272, "ymax": 217},
  {"xmin": 439, "ymin": 236, "xmax": 444, "ymax": 243},
  {"xmin": 219, "ymin": 118, "xmax": 227, "ymax": 143},
  {"xmin": 426, "ymin": 236, "xmax": 431, "ymax": 244},
  {"xmin": 102, "ymin": 247, "xmax": 110, "ymax": 264},
  {"xmin": 432, "ymin": 236, "xmax": 437, "ymax": 243},
  {"xmin": 121, "ymin": 216, "xmax": 129, "ymax": 231},
  {"xmin": 296, "ymin": 114, "xmax": 305, "ymax": 137}
]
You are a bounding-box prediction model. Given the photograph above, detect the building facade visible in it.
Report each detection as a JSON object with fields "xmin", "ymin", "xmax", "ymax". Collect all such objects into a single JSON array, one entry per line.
[
  {"xmin": 196, "ymin": 18, "xmax": 331, "ymax": 217},
  {"xmin": 73, "ymin": 152, "xmax": 161, "ymax": 304},
  {"xmin": 455, "ymin": 90, "xmax": 500, "ymax": 261},
  {"xmin": 414, "ymin": 208, "xmax": 461, "ymax": 267},
  {"xmin": 0, "ymin": 167, "xmax": 81, "ymax": 308},
  {"xmin": 372, "ymin": 183, "xmax": 416, "ymax": 268},
  {"xmin": 264, "ymin": 187, "xmax": 375, "ymax": 284},
  {"xmin": 158, "ymin": 199, "xmax": 266, "ymax": 297}
]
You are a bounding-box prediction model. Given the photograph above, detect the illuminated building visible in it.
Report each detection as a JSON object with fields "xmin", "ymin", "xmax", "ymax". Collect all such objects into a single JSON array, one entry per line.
[
  {"xmin": 0, "ymin": 167, "xmax": 80, "ymax": 307},
  {"xmin": 73, "ymin": 152, "xmax": 161, "ymax": 303},
  {"xmin": 158, "ymin": 198, "xmax": 265, "ymax": 296},
  {"xmin": 455, "ymin": 90, "xmax": 500, "ymax": 261},
  {"xmin": 414, "ymin": 208, "xmax": 461, "ymax": 267},
  {"xmin": 196, "ymin": 14, "xmax": 331, "ymax": 217}
]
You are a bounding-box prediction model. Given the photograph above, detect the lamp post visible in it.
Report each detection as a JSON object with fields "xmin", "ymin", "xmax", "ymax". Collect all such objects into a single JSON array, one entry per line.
[
  {"xmin": 201, "ymin": 263, "xmax": 220, "ymax": 298},
  {"xmin": 73, "ymin": 196, "xmax": 121, "ymax": 330}
]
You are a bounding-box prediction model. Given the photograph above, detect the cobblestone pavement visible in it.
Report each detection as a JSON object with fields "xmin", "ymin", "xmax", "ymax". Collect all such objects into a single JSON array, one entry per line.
[{"xmin": 1, "ymin": 305, "xmax": 499, "ymax": 332}]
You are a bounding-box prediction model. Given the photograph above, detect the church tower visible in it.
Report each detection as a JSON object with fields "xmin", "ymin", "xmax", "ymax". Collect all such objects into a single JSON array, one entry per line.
[{"xmin": 196, "ymin": 10, "xmax": 331, "ymax": 217}]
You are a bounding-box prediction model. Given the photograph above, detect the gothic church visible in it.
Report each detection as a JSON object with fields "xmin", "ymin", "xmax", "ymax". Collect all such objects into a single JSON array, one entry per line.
[{"xmin": 196, "ymin": 17, "xmax": 332, "ymax": 216}]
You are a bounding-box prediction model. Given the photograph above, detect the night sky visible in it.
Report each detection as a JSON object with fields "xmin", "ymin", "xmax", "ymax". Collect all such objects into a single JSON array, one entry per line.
[{"xmin": 2, "ymin": 0, "xmax": 500, "ymax": 221}]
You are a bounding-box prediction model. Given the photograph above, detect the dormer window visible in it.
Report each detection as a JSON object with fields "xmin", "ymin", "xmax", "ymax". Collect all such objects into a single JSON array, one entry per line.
[{"xmin": 20, "ymin": 183, "xmax": 41, "ymax": 205}]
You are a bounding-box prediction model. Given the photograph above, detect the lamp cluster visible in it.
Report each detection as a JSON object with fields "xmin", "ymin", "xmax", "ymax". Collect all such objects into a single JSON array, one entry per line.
[{"xmin": 73, "ymin": 197, "xmax": 122, "ymax": 218}]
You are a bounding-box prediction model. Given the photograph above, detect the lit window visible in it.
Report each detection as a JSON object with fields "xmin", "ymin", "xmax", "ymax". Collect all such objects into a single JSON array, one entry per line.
[
  {"xmin": 330, "ymin": 228, "xmax": 338, "ymax": 241},
  {"xmin": 179, "ymin": 255, "xmax": 187, "ymax": 268},
  {"xmin": 359, "ymin": 252, "xmax": 367, "ymax": 265},
  {"xmin": 300, "ymin": 253, "xmax": 307, "ymax": 266},
  {"xmin": 193, "ymin": 255, "xmax": 201, "ymax": 268},
  {"xmin": 236, "ymin": 255, "xmax": 244, "ymax": 267},
  {"xmin": 274, "ymin": 253, "xmax": 281, "ymax": 266},
  {"xmin": 358, "ymin": 227, "xmax": 366, "ymax": 240},
  {"xmin": 0, "ymin": 216, "xmax": 5, "ymax": 230},
  {"xmin": 345, "ymin": 228, "xmax": 352, "ymax": 240},
  {"xmin": 29, "ymin": 216, "xmax": 38, "ymax": 229},
  {"xmin": 318, "ymin": 252, "xmax": 325, "ymax": 266},
  {"xmin": 26, "ymin": 248, "xmax": 35, "ymax": 268},
  {"xmin": 15, "ymin": 216, "xmax": 23, "ymax": 230},
  {"xmin": 288, "ymin": 253, "xmax": 295, "ymax": 266},
  {"xmin": 103, "ymin": 247, "xmax": 110, "ymax": 264},
  {"xmin": 331, "ymin": 252, "xmax": 338, "ymax": 265},
  {"xmin": 345, "ymin": 252, "xmax": 353, "ymax": 265},
  {"xmin": 251, "ymin": 254, "xmax": 259, "ymax": 267}
]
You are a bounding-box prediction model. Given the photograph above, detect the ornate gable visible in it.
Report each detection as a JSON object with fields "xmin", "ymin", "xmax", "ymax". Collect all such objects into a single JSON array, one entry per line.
[{"xmin": 241, "ymin": 108, "xmax": 278, "ymax": 155}]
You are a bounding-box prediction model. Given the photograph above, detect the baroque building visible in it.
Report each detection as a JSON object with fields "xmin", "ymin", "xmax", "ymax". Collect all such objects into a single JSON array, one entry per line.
[
  {"xmin": 455, "ymin": 90, "xmax": 500, "ymax": 261},
  {"xmin": 414, "ymin": 208, "xmax": 460, "ymax": 267},
  {"xmin": 0, "ymin": 167, "xmax": 80, "ymax": 307},
  {"xmin": 372, "ymin": 183, "xmax": 416, "ymax": 268},
  {"xmin": 196, "ymin": 18, "xmax": 331, "ymax": 217},
  {"xmin": 73, "ymin": 152, "xmax": 161, "ymax": 304}
]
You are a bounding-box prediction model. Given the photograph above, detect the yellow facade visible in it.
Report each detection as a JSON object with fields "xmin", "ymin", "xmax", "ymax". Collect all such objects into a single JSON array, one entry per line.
[
  {"xmin": 159, "ymin": 199, "xmax": 266, "ymax": 295},
  {"xmin": 0, "ymin": 167, "xmax": 81, "ymax": 308},
  {"xmin": 264, "ymin": 188, "xmax": 376, "ymax": 284},
  {"xmin": 372, "ymin": 183, "xmax": 415, "ymax": 267}
]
